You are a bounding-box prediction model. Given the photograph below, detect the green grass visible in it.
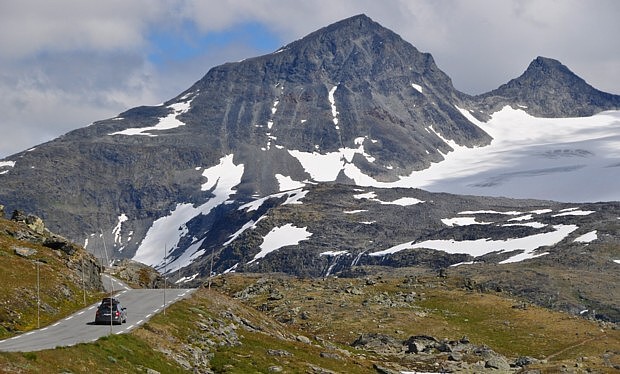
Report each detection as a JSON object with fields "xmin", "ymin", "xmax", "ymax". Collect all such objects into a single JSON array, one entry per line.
[{"xmin": 0, "ymin": 333, "xmax": 188, "ymax": 373}]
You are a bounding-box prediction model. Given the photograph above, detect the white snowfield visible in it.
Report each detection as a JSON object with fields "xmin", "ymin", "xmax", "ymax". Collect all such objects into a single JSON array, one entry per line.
[{"xmin": 286, "ymin": 106, "xmax": 620, "ymax": 202}]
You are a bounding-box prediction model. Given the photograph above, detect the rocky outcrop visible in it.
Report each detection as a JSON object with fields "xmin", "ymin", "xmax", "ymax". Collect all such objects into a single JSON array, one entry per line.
[
  {"xmin": 108, "ymin": 259, "xmax": 164, "ymax": 288},
  {"xmin": 351, "ymin": 333, "xmax": 524, "ymax": 372},
  {"xmin": 5, "ymin": 209, "xmax": 103, "ymax": 291}
]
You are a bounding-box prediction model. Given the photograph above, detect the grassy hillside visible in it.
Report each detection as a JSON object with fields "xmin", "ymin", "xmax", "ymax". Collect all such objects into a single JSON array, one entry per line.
[
  {"xmin": 1, "ymin": 272, "xmax": 618, "ymax": 373},
  {"xmin": 0, "ymin": 212, "xmax": 105, "ymax": 339}
]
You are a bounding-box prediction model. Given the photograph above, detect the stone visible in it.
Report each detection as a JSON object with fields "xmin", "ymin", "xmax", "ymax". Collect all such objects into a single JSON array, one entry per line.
[
  {"xmin": 485, "ymin": 355, "xmax": 511, "ymax": 371},
  {"xmin": 267, "ymin": 349, "xmax": 292, "ymax": 357},
  {"xmin": 514, "ymin": 356, "xmax": 539, "ymax": 367},
  {"xmin": 296, "ymin": 335, "xmax": 311, "ymax": 344},
  {"xmin": 320, "ymin": 352, "xmax": 342, "ymax": 360},
  {"xmin": 405, "ymin": 335, "xmax": 439, "ymax": 354},
  {"xmin": 14, "ymin": 246, "xmax": 37, "ymax": 258},
  {"xmin": 351, "ymin": 333, "xmax": 405, "ymax": 355}
]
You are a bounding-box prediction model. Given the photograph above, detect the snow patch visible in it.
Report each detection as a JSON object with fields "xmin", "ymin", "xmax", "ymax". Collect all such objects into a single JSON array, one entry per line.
[
  {"xmin": 0, "ymin": 160, "xmax": 15, "ymax": 174},
  {"xmin": 240, "ymin": 188, "xmax": 308, "ymax": 212},
  {"xmin": 248, "ymin": 224, "xmax": 312, "ymax": 264},
  {"xmin": 411, "ymin": 83, "xmax": 423, "ymax": 93},
  {"xmin": 370, "ymin": 224, "xmax": 578, "ymax": 264},
  {"xmin": 175, "ymin": 273, "xmax": 199, "ymax": 284},
  {"xmin": 354, "ymin": 191, "xmax": 424, "ymax": 206},
  {"xmin": 328, "ymin": 85, "xmax": 339, "ymax": 129},
  {"xmin": 311, "ymin": 107, "xmax": 620, "ymax": 202},
  {"xmin": 574, "ymin": 230, "xmax": 597, "ymax": 243},
  {"xmin": 223, "ymin": 220, "xmax": 256, "ymax": 246},
  {"xmin": 320, "ymin": 251, "xmax": 348, "ymax": 256},
  {"xmin": 112, "ymin": 213, "xmax": 128, "ymax": 249},
  {"xmin": 275, "ymin": 174, "xmax": 306, "ymax": 191},
  {"xmin": 459, "ymin": 210, "xmax": 522, "ymax": 215},
  {"xmin": 552, "ymin": 210, "xmax": 595, "ymax": 217},
  {"xmin": 502, "ymin": 222, "xmax": 547, "ymax": 229},
  {"xmin": 109, "ymin": 98, "xmax": 194, "ymax": 136},
  {"xmin": 441, "ymin": 217, "xmax": 493, "ymax": 226}
]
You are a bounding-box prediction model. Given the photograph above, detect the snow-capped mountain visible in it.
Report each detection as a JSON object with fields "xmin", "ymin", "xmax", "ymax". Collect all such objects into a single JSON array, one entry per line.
[{"xmin": 0, "ymin": 14, "xmax": 619, "ymax": 298}]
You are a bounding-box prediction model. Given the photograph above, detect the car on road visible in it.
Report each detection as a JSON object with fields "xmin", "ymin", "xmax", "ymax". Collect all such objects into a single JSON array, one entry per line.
[{"xmin": 95, "ymin": 297, "xmax": 127, "ymax": 325}]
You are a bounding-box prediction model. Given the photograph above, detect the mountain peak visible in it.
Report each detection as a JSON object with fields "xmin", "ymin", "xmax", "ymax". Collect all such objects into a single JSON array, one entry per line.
[
  {"xmin": 523, "ymin": 56, "xmax": 581, "ymax": 81},
  {"xmin": 299, "ymin": 13, "xmax": 384, "ymax": 40},
  {"xmin": 477, "ymin": 56, "xmax": 620, "ymax": 117}
]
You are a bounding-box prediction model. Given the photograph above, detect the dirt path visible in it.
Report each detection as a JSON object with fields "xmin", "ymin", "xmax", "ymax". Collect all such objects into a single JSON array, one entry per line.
[{"xmin": 544, "ymin": 333, "xmax": 605, "ymax": 361}]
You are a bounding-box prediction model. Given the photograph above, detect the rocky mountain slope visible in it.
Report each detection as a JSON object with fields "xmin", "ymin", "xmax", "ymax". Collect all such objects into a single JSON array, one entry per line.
[
  {"xmin": 173, "ymin": 183, "xmax": 620, "ymax": 322},
  {"xmin": 0, "ymin": 14, "xmax": 619, "ymax": 323}
]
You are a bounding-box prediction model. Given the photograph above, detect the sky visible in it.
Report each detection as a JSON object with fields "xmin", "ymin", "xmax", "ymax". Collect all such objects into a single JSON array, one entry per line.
[{"xmin": 0, "ymin": 0, "xmax": 618, "ymax": 158}]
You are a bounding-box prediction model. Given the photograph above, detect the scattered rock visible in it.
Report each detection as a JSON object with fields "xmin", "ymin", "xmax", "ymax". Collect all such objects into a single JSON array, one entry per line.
[
  {"xmin": 267, "ymin": 349, "xmax": 292, "ymax": 357},
  {"xmin": 514, "ymin": 356, "xmax": 539, "ymax": 367},
  {"xmin": 11, "ymin": 210, "xmax": 46, "ymax": 234},
  {"xmin": 405, "ymin": 335, "xmax": 439, "ymax": 354},
  {"xmin": 372, "ymin": 363, "xmax": 400, "ymax": 374},
  {"xmin": 319, "ymin": 352, "xmax": 342, "ymax": 360},
  {"xmin": 351, "ymin": 333, "xmax": 404, "ymax": 355},
  {"xmin": 296, "ymin": 335, "xmax": 311, "ymax": 344},
  {"xmin": 306, "ymin": 364, "xmax": 337, "ymax": 374},
  {"xmin": 14, "ymin": 246, "xmax": 37, "ymax": 258},
  {"xmin": 485, "ymin": 354, "xmax": 511, "ymax": 371}
]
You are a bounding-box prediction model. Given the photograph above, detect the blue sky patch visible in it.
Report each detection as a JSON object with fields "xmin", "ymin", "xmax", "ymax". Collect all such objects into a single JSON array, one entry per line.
[{"xmin": 147, "ymin": 21, "xmax": 283, "ymax": 67}]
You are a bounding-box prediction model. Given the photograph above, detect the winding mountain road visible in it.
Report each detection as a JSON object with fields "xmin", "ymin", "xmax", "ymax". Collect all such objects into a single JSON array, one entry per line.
[{"xmin": 0, "ymin": 274, "xmax": 195, "ymax": 352}]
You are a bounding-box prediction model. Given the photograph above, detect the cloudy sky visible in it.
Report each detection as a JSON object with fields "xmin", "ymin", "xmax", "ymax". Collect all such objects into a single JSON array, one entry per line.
[{"xmin": 0, "ymin": 0, "xmax": 618, "ymax": 158}]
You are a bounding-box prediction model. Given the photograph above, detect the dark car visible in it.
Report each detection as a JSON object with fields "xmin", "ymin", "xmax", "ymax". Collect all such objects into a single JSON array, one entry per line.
[{"xmin": 95, "ymin": 297, "xmax": 127, "ymax": 325}]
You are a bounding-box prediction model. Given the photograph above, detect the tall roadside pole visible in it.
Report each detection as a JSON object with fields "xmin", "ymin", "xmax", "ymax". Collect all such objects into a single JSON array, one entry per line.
[
  {"xmin": 101, "ymin": 230, "xmax": 114, "ymax": 334},
  {"xmin": 36, "ymin": 260, "xmax": 40, "ymax": 329},
  {"xmin": 81, "ymin": 256, "xmax": 86, "ymax": 305},
  {"xmin": 163, "ymin": 245, "xmax": 167, "ymax": 316}
]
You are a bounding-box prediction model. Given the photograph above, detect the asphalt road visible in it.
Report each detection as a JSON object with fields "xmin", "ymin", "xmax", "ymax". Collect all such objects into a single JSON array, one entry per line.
[{"xmin": 0, "ymin": 275, "xmax": 195, "ymax": 352}]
